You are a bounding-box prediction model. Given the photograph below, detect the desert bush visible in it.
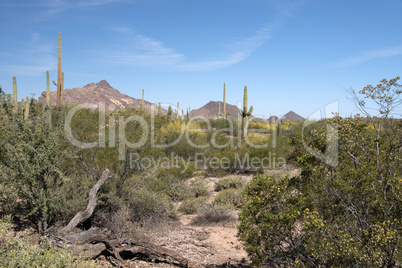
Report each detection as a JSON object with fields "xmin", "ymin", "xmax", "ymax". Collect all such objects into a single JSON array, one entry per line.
[
  {"xmin": 213, "ymin": 188, "xmax": 243, "ymax": 208},
  {"xmin": 178, "ymin": 196, "xmax": 208, "ymax": 214},
  {"xmin": 191, "ymin": 205, "xmax": 235, "ymax": 225},
  {"xmin": 215, "ymin": 176, "xmax": 247, "ymax": 191},
  {"xmin": 0, "ymin": 216, "xmax": 89, "ymax": 267},
  {"xmin": 190, "ymin": 181, "xmax": 209, "ymax": 197},
  {"xmin": 166, "ymin": 183, "xmax": 192, "ymax": 201},
  {"xmin": 0, "ymin": 117, "xmax": 72, "ymax": 233},
  {"xmin": 120, "ymin": 188, "xmax": 175, "ymax": 223},
  {"xmin": 238, "ymin": 77, "xmax": 402, "ymax": 267}
]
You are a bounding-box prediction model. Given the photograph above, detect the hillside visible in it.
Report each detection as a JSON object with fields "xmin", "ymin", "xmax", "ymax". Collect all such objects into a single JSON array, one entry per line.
[
  {"xmin": 279, "ymin": 110, "xmax": 304, "ymax": 122},
  {"xmin": 39, "ymin": 80, "xmax": 163, "ymax": 112},
  {"xmin": 190, "ymin": 101, "xmax": 240, "ymax": 118}
]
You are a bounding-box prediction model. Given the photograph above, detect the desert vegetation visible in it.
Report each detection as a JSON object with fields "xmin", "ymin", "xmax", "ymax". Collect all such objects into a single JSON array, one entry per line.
[{"xmin": 0, "ymin": 39, "xmax": 401, "ymax": 268}]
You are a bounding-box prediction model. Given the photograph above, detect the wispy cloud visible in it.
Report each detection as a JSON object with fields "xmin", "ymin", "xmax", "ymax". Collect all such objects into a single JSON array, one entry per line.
[
  {"xmin": 42, "ymin": 0, "xmax": 127, "ymax": 14},
  {"xmin": 178, "ymin": 24, "xmax": 274, "ymax": 71},
  {"xmin": 333, "ymin": 45, "xmax": 402, "ymax": 67},
  {"xmin": 104, "ymin": 27, "xmax": 185, "ymax": 67},
  {"xmin": 102, "ymin": 24, "xmax": 275, "ymax": 71}
]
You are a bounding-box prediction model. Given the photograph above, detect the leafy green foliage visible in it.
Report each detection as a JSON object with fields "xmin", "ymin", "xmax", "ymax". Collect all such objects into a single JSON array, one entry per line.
[
  {"xmin": 238, "ymin": 77, "xmax": 401, "ymax": 267},
  {"xmin": 178, "ymin": 196, "xmax": 208, "ymax": 214},
  {"xmin": 0, "ymin": 216, "xmax": 89, "ymax": 267},
  {"xmin": 214, "ymin": 188, "xmax": 243, "ymax": 208},
  {"xmin": 0, "ymin": 118, "xmax": 71, "ymax": 233}
]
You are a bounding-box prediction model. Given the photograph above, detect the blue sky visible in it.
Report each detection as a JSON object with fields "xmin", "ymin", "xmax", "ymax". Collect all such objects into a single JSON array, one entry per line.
[{"xmin": 0, "ymin": 0, "xmax": 401, "ymax": 118}]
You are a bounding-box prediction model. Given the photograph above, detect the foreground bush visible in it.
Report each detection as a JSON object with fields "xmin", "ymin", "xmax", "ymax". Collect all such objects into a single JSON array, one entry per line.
[
  {"xmin": 0, "ymin": 216, "xmax": 88, "ymax": 267},
  {"xmin": 238, "ymin": 78, "xmax": 401, "ymax": 267}
]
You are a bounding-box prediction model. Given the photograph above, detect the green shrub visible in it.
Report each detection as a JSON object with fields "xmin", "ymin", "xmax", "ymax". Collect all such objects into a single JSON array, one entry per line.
[
  {"xmin": 0, "ymin": 216, "xmax": 89, "ymax": 267},
  {"xmin": 215, "ymin": 176, "xmax": 247, "ymax": 191},
  {"xmin": 166, "ymin": 183, "xmax": 192, "ymax": 201},
  {"xmin": 191, "ymin": 205, "xmax": 235, "ymax": 225},
  {"xmin": 190, "ymin": 181, "xmax": 209, "ymax": 197},
  {"xmin": 239, "ymin": 78, "xmax": 402, "ymax": 267},
  {"xmin": 126, "ymin": 189, "xmax": 176, "ymax": 222},
  {"xmin": 178, "ymin": 196, "xmax": 208, "ymax": 214},
  {"xmin": 213, "ymin": 188, "xmax": 243, "ymax": 208}
]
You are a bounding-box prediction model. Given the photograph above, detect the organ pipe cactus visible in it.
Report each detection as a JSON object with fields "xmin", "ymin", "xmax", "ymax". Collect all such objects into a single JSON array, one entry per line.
[{"xmin": 239, "ymin": 85, "xmax": 253, "ymax": 138}]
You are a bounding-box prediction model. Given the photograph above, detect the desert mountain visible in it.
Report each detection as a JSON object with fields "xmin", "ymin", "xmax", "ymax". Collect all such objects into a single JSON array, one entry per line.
[
  {"xmin": 279, "ymin": 111, "xmax": 304, "ymax": 122},
  {"xmin": 190, "ymin": 101, "xmax": 241, "ymax": 118},
  {"xmin": 39, "ymin": 80, "xmax": 162, "ymax": 112}
]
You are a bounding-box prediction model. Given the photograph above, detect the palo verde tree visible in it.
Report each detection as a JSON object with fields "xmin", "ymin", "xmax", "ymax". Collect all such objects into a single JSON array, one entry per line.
[{"xmin": 239, "ymin": 77, "xmax": 401, "ymax": 267}]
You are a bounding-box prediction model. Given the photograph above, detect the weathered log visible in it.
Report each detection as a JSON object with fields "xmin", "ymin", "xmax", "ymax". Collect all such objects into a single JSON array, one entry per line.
[
  {"xmin": 60, "ymin": 169, "xmax": 113, "ymax": 235},
  {"xmin": 118, "ymin": 240, "xmax": 190, "ymax": 267}
]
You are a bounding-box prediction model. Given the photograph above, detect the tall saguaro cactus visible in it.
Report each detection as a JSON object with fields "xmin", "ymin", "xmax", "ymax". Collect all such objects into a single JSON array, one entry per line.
[
  {"xmin": 176, "ymin": 102, "xmax": 180, "ymax": 120},
  {"xmin": 24, "ymin": 96, "xmax": 29, "ymax": 120},
  {"xmin": 239, "ymin": 85, "xmax": 253, "ymax": 138},
  {"xmin": 158, "ymin": 102, "xmax": 162, "ymax": 116},
  {"xmin": 61, "ymin": 71, "xmax": 64, "ymax": 104},
  {"xmin": 12, "ymin": 76, "xmax": 17, "ymax": 113},
  {"xmin": 46, "ymin": 71, "xmax": 50, "ymax": 106},
  {"xmin": 56, "ymin": 32, "xmax": 62, "ymax": 109},
  {"xmin": 223, "ymin": 83, "xmax": 227, "ymax": 119},
  {"xmin": 140, "ymin": 89, "xmax": 144, "ymax": 111}
]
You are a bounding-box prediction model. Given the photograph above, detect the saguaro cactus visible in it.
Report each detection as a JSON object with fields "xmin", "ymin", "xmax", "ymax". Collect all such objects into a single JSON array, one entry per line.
[
  {"xmin": 61, "ymin": 71, "xmax": 64, "ymax": 104},
  {"xmin": 217, "ymin": 102, "xmax": 222, "ymax": 118},
  {"xmin": 239, "ymin": 85, "xmax": 253, "ymax": 138},
  {"xmin": 176, "ymin": 102, "xmax": 180, "ymax": 120},
  {"xmin": 158, "ymin": 102, "xmax": 162, "ymax": 116},
  {"xmin": 24, "ymin": 96, "xmax": 29, "ymax": 120},
  {"xmin": 46, "ymin": 71, "xmax": 50, "ymax": 106},
  {"xmin": 12, "ymin": 76, "xmax": 18, "ymax": 113},
  {"xmin": 140, "ymin": 89, "xmax": 144, "ymax": 111},
  {"xmin": 167, "ymin": 105, "xmax": 173, "ymax": 120},
  {"xmin": 56, "ymin": 32, "xmax": 62, "ymax": 109},
  {"xmin": 223, "ymin": 83, "xmax": 227, "ymax": 118},
  {"xmin": 52, "ymin": 33, "xmax": 63, "ymax": 108}
]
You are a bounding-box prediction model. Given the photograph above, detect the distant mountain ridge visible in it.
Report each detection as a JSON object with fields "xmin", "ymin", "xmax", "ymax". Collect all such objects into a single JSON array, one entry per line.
[
  {"xmin": 190, "ymin": 101, "xmax": 241, "ymax": 118},
  {"xmin": 39, "ymin": 80, "xmax": 160, "ymax": 112},
  {"xmin": 280, "ymin": 111, "xmax": 304, "ymax": 122},
  {"xmin": 39, "ymin": 80, "xmax": 304, "ymax": 121}
]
